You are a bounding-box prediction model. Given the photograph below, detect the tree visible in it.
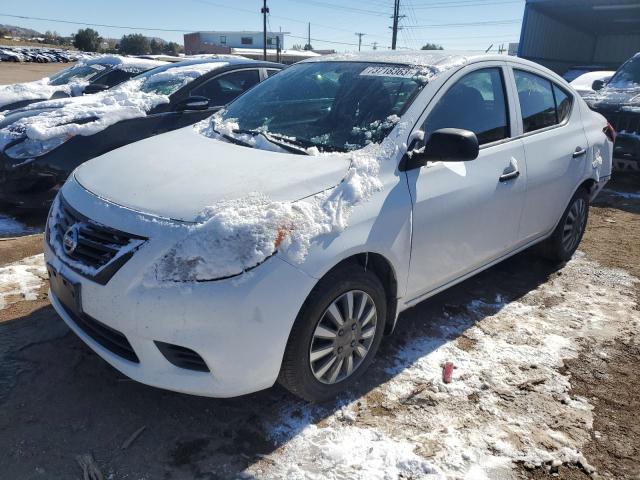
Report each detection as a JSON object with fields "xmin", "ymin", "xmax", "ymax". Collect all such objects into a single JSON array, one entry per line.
[
  {"xmin": 44, "ymin": 30, "xmax": 60, "ymax": 45},
  {"xmin": 421, "ymin": 43, "xmax": 444, "ymax": 50},
  {"xmin": 119, "ymin": 34, "xmax": 151, "ymax": 55},
  {"xmin": 73, "ymin": 28, "xmax": 102, "ymax": 52},
  {"xmin": 303, "ymin": 43, "xmax": 313, "ymax": 51},
  {"xmin": 165, "ymin": 42, "xmax": 182, "ymax": 56},
  {"xmin": 150, "ymin": 38, "xmax": 163, "ymax": 55}
]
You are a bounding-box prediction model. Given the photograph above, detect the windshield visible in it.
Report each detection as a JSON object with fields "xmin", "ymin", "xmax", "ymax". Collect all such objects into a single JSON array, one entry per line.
[
  {"xmin": 608, "ymin": 56, "xmax": 640, "ymax": 89},
  {"xmin": 217, "ymin": 62, "xmax": 425, "ymax": 152},
  {"xmin": 49, "ymin": 64, "xmax": 106, "ymax": 86}
]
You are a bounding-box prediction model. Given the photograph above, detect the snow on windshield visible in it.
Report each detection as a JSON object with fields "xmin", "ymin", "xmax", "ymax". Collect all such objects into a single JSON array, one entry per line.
[{"xmin": 0, "ymin": 62, "xmax": 226, "ymax": 151}]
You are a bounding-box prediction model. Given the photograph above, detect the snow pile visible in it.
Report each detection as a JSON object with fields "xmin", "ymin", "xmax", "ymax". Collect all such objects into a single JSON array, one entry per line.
[
  {"xmin": 245, "ymin": 253, "xmax": 639, "ymax": 479},
  {"xmin": 155, "ymin": 118, "xmax": 396, "ymax": 281},
  {"xmin": 0, "ymin": 55, "xmax": 165, "ymax": 109},
  {"xmin": 0, "ymin": 254, "xmax": 47, "ymax": 310},
  {"xmin": 0, "ymin": 77, "xmax": 88, "ymax": 110},
  {"xmin": 255, "ymin": 420, "xmax": 444, "ymax": 480},
  {"xmin": 0, "ymin": 78, "xmax": 168, "ymax": 149},
  {"xmin": 0, "ymin": 62, "xmax": 223, "ymax": 151}
]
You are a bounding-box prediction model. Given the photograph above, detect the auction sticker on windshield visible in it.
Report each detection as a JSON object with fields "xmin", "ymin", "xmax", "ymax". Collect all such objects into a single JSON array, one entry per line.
[{"xmin": 360, "ymin": 65, "xmax": 420, "ymax": 78}]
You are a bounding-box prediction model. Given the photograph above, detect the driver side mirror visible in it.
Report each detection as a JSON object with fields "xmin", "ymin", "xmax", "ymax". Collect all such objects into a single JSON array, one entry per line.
[
  {"xmin": 83, "ymin": 83, "xmax": 109, "ymax": 94},
  {"xmin": 592, "ymin": 79, "xmax": 606, "ymax": 91},
  {"xmin": 400, "ymin": 128, "xmax": 479, "ymax": 171},
  {"xmin": 174, "ymin": 96, "xmax": 210, "ymax": 112}
]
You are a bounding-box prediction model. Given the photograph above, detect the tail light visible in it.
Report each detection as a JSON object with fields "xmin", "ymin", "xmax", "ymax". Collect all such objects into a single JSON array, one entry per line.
[{"xmin": 603, "ymin": 123, "xmax": 616, "ymax": 143}]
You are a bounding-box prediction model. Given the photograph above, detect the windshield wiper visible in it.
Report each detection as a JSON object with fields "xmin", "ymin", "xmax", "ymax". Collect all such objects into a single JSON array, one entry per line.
[
  {"xmin": 232, "ymin": 128, "xmax": 310, "ymax": 155},
  {"xmin": 211, "ymin": 127, "xmax": 254, "ymax": 149}
]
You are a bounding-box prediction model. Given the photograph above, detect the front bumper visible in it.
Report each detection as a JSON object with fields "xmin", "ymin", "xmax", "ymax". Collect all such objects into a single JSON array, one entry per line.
[
  {"xmin": 613, "ymin": 132, "xmax": 640, "ymax": 171},
  {"xmin": 45, "ymin": 179, "xmax": 318, "ymax": 398},
  {"xmin": 0, "ymin": 153, "xmax": 62, "ymax": 207}
]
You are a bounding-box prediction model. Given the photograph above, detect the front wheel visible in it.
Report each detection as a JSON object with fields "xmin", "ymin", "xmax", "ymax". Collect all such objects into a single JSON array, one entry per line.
[
  {"xmin": 278, "ymin": 265, "xmax": 387, "ymax": 402},
  {"xmin": 540, "ymin": 188, "xmax": 589, "ymax": 263}
]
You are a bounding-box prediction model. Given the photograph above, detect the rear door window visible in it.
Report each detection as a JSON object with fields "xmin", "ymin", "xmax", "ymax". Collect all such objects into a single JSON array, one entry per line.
[
  {"xmin": 423, "ymin": 67, "xmax": 510, "ymax": 146},
  {"xmin": 514, "ymin": 70, "xmax": 573, "ymax": 133}
]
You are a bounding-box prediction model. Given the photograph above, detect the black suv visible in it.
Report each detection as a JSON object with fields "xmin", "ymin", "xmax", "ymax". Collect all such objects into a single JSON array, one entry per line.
[{"xmin": 585, "ymin": 53, "xmax": 640, "ymax": 171}]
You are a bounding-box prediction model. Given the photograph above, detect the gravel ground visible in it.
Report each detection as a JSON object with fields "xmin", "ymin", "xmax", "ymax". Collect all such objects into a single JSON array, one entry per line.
[{"xmin": 0, "ymin": 61, "xmax": 71, "ymax": 84}]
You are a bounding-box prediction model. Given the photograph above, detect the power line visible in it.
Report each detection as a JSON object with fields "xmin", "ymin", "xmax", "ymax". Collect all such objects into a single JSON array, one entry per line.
[
  {"xmin": 0, "ymin": 12, "xmax": 193, "ymax": 32},
  {"xmin": 403, "ymin": 19, "xmax": 522, "ymax": 28}
]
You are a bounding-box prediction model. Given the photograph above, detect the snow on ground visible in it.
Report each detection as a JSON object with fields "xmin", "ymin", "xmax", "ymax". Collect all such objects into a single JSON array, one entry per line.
[
  {"xmin": 0, "ymin": 254, "xmax": 46, "ymax": 310},
  {"xmin": 0, "ymin": 214, "xmax": 39, "ymax": 237},
  {"xmin": 245, "ymin": 252, "xmax": 639, "ymax": 479},
  {"xmin": 602, "ymin": 188, "xmax": 640, "ymax": 200}
]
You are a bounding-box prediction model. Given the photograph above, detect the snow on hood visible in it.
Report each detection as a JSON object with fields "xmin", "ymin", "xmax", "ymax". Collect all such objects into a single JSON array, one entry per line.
[
  {"xmin": 0, "ymin": 62, "xmax": 226, "ymax": 151},
  {"xmin": 0, "ymin": 55, "xmax": 165, "ymax": 110},
  {"xmin": 147, "ymin": 120, "xmax": 406, "ymax": 282}
]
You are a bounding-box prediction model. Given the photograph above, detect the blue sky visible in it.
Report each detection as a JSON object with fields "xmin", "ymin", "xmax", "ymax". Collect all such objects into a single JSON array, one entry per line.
[{"xmin": 0, "ymin": 0, "xmax": 526, "ymax": 52}]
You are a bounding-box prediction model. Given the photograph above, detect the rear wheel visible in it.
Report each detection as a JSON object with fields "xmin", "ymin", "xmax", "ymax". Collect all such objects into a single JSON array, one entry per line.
[
  {"xmin": 540, "ymin": 188, "xmax": 589, "ymax": 263},
  {"xmin": 278, "ymin": 265, "xmax": 386, "ymax": 402}
]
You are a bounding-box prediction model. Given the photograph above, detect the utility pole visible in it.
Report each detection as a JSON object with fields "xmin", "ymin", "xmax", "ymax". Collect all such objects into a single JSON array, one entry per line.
[
  {"xmin": 261, "ymin": 0, "xmax": 269, "ymax": 60},
  {"xmin": 307, "ymin": 22, "xmax": 311, "ymax": 49},
  {"xmin": 390, "ymin": 0, "xmax": 402, "ymax": 51},
  {"xmin": 372, "ymin": 41, "xmax": 378, "ymax": 51},
  {"xmin": 355, "ymin": 32, "xmax": 366, "ymax": 51}
]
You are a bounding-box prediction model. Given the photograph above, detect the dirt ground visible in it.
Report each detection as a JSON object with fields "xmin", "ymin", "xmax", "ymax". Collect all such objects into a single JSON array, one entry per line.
[
  {"xmin": 0, "ymin": 175, "xmax": 637, "ymax": 479},
  {"xmin": 0, "ymin": 61, "xmax": 70, "ymax": 84}
]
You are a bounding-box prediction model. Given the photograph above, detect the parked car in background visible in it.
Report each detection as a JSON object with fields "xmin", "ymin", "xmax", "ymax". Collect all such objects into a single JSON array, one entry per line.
[
  {"xmin": 584, "ymin": 52, "xmax": 640, "ymax": 171},
  {"xmin": 562, "ymin": 65, "xmax": 610, "ymax": 83},
  {"xmin": 44, "ymin": 52, "xmax": 613, "ymax": 401},
  {"xmin": 0, "ymin": 57, "xmax": 282, "ymax": 207},
  {"xmin": 570, "ymin": 70, "xmax": 614, "ymax": 97},
  {"xmin": 0, "ymin": 56, "xmax": 167, "ymax": 112}
]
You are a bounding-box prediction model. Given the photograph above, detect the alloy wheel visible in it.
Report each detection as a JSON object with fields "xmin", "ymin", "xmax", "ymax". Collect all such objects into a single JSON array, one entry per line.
[
  {"xmin": 309, "ymin": 290, "xmax": 378, "ymax": 384},
  {"xmin": 562, "ymin": 197, "xmax": 587, "ymax": 253}
]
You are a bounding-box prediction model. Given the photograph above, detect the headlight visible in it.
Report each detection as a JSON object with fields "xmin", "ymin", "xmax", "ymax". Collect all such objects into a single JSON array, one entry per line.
[{"xmin": 4, "ymin": 136, "xmax": 69, "ymax": 161}]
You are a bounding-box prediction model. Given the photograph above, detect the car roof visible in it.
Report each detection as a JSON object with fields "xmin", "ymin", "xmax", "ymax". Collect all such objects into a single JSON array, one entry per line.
[{"xmin": 301, "ymin": 50, "xmax": 569, "ymax": 82}]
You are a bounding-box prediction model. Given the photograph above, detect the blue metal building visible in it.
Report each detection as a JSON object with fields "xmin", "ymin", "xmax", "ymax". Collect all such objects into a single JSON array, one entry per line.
[{"xmin": 518, "ymin": 0, "xmax": 640, "ymax": 75}]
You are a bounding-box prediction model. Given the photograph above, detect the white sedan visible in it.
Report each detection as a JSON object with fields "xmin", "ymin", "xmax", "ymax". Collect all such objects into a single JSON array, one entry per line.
[{"xmin": 44, "ymin": 52, "xmax": 614, "ymax": 401}]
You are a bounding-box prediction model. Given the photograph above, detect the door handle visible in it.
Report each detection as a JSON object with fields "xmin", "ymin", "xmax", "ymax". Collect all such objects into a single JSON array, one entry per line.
[
  {"xmin": 499, "ymin": 170, "xmax": 520, "ymax": 182},
  {"xmin": 573, "ymin": 147, "xmax": 587, "ymax": 158}
]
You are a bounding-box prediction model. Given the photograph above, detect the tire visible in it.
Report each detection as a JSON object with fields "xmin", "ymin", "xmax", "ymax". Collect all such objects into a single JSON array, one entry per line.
[
  {"xmin": 278, "ymin": 264, "xmax": 387, "ymax": 402},
  {"xmin": 540, "ymin": 187, "xmax": 589, "ymax": 263}
]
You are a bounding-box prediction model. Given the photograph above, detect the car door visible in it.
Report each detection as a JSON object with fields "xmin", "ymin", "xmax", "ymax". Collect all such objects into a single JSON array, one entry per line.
[
  {"xmin": 404, "ymin": 63, "xmax": 527, "ymax": 301},
  {"xmin": 511, "ymin": 67, "xmax": 589, "ymax": 242}
]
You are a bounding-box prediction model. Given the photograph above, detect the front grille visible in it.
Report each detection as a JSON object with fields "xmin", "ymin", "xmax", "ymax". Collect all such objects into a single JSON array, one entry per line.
[
  {"xmin": 58, "ymin": 299, "xmax": 139, "ymax": 363},
  {"xmin": 155, "ymin": 341, "xmax": 210, "ymax": 372},
  {"xmin": 49, "ymin": 196, "xmax": 146, "ymax": 284},
  {"xmin": 602, "ymin": 112, "xmax": 640, "ymax": 134}
]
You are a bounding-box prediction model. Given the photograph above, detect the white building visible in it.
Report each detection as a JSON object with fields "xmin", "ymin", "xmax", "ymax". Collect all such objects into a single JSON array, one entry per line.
[{"xmin": 184, "ymin": 31, "xmax": 286, "ymax": 55}]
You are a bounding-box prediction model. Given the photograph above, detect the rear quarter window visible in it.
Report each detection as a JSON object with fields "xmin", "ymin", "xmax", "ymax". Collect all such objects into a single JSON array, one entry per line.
[{"xmin": 514, "ymin": 70, "xmax": 573, "ymax": 133}]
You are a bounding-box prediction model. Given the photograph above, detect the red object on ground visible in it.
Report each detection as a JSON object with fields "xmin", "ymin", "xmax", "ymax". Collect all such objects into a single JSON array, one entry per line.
[{"xmin": 443, "ymin": 362, "xmax": 454, "ymax": 383}]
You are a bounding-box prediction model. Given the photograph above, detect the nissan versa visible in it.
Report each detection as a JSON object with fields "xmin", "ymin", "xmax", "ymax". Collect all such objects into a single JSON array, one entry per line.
[{"xmin": 45, "ymin": 52, "xmax": 614, "ymax": 401}]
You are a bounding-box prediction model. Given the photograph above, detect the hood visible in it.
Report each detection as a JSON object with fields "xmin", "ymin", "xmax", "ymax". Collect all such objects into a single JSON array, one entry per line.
[
  {"xmin": 585, "ymin": 86, "xmax": 640, "ymax": 112},
  {"xmin": 74, "ymin": 126, "xmax": 352, "ymax": 222}
]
